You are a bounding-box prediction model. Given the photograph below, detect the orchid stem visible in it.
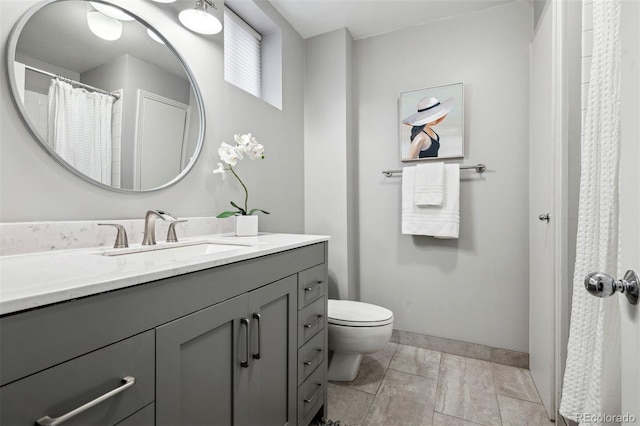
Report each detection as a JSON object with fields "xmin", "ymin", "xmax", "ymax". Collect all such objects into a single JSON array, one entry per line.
[{"xmin": 229, "ymin": 166, "xmax": 249, "ymax": 214}]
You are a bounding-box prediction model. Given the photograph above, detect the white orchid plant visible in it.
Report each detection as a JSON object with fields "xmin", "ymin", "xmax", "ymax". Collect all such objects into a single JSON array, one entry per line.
[{"xmin": 213, "ymin": 133, "xmax": 270, "ymax": 218}]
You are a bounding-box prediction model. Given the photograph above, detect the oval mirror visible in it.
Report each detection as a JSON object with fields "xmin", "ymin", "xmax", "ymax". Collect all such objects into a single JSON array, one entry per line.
[{"xmin": 6, "ymin": 0, "xmax": 205, "ymax": 192}]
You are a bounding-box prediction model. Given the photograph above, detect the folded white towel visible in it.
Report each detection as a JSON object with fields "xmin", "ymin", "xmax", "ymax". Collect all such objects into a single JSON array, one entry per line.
[
  {"xmin": 402, "ymin": 164, "xmax": 460, "ymax": 238},
  {"xmin": 414, "ymin": 162, "xmax": 445, "ymax": 206}
]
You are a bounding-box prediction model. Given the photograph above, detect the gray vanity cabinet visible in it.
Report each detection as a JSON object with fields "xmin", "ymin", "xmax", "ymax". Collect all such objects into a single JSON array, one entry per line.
[
  {"xmin": 156, "ymin": 275, "xmax": 298, "ymax": 426},
  {"xmin": 0, "ymin": 241, "xmax": 328, "ymax": 426}
]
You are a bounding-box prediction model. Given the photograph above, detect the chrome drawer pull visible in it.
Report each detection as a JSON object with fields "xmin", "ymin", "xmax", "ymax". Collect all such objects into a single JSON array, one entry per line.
[
  {"xmin": 303, "ymin": 383, "xmax": 323, "ymax": 404},
  {"xmin": 304, "ymin": 315, "xmax": 324, "ymax": 329},
  {"xmin": 303, "ymin": 349, "xmax": 323, "ymax": 366},
  {"xmin": 36, "ymin": 376, "xmax": 136, "ymax": 426},
  {"xmin": 304, "ymin": 280, "xmax": 324, "ymax": 292}
]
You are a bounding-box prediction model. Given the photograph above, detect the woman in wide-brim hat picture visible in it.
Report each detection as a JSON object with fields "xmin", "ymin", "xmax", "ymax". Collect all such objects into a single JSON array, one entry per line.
[{"xmin": 403, "ymin": 97, "xmax": 454, "ymax": 159}]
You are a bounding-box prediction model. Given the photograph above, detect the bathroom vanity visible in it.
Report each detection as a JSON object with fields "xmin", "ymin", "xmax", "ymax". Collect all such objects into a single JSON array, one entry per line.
[{"xmin": 0, "ymin": 234, "xmax": 328, "ymax": 426}]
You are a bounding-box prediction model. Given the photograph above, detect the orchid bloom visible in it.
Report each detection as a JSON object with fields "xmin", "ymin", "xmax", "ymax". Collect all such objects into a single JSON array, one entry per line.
[
  {"xmin": 213, "ymin": 162, "xmax": 226, "ymax": 180},
  {"xmin": 218, "ymin": 142, "xmax": 239, "ymax": 166}
]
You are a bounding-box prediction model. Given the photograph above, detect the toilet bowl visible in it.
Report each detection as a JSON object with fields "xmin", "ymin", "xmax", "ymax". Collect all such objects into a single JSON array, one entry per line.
[{"xmin": 327, "ymin": 300, "xmax": 394, "ymax": 382}]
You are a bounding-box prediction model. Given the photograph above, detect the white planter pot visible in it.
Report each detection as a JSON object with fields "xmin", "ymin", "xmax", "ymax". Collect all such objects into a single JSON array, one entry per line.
[{"xmin": 235, "ymin": 215, "xmax": 258, "ymax": 236}]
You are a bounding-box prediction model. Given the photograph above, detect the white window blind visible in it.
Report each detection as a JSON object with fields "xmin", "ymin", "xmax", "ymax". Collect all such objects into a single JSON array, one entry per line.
[{"xmin": 224, "ymin": 9, "xmax": 262, "ymax": 99}]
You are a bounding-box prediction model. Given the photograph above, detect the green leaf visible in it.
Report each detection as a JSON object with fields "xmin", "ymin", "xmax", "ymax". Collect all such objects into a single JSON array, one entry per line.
[
  {"xmin": 248, "ymin": 208, "xmax": 270, "ymax": 215},
  {"xmin": 216, "ymin": 211, "xmax": 242, "ymax": 218},
  {"xmin": 230, "ymin": 201, "xmax": 246, "ymax": 214}
]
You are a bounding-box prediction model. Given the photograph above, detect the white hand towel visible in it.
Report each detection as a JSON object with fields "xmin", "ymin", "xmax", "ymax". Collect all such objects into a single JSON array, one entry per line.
[
  {"xmin": 414, "ymin": 162, "xmax": 445, "ymax": 206},
  {"xmin": 402, "ymin": 164, "xmax": 460, "ymax": 238}
]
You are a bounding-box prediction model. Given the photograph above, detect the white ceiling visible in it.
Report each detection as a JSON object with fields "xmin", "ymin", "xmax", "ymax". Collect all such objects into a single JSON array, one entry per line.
[{"xmin": 269, "ymin": 0, "xmax": 517, "ymax": 40}]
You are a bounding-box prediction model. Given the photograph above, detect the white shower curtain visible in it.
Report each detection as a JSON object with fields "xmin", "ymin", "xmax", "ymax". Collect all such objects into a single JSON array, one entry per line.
[
  {"xmin": 48, "ymin": 79, "xmax": 114, "ymax": 185},
  {"xmin": 560, "ymin": 0, "xmax": 622, "ymax": 424}
]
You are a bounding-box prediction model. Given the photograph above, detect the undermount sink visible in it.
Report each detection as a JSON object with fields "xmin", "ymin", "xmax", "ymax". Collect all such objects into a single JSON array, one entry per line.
[{"xmin": 97, "ymin": 241, "xmax": 251, "ymax": 262}]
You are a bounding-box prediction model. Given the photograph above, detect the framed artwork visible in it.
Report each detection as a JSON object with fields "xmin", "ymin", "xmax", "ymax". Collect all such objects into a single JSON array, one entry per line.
[{"xmin": 399, "ymin": 82, "xmax": 464, "ymax": 162}]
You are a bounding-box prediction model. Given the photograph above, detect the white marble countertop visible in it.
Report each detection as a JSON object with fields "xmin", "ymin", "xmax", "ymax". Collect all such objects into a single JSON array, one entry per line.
[{"xmin": 0, "ymin": 233, "xmax": 329, "ymax": 316}]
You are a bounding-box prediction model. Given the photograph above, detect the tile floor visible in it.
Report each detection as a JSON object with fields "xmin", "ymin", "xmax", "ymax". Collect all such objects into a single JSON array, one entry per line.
[{"xmin": 327, "ymin": 342, "xmax": 554, "ymax": 426}]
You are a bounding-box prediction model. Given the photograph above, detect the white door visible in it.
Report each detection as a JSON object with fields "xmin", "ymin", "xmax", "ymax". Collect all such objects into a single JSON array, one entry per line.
[
  {"xmin": 619, "ymin": 0, "xmax": 639, "ymax": 418},
  {"xmin": 134, "ymin": 91, "xmax": 189, "ymax": 190},
  {"xmin": 529, "ymin": 3, "xmax": 556, "ymax": 419}
]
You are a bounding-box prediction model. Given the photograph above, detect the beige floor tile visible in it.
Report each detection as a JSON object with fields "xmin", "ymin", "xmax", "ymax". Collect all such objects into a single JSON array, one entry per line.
[
  {"xmin": 435, "ymin": 354, "xmax": 501, "ymax": 426},
  {"xmin": 497, "ymin": 395, "xmax": 553, "ymax": 426},
  {"xmin": 389, "ymin": 344, "xmax": 441, "ymax": 380},
  {"xmin": 433, "ymin": 412, "xmax": 485, "ymax": 425},
  {"xmin": 491, "ymin": 363, "xmax": 541, "ymax": 403},
  {"xmin": 327, "ymin": 383, "xmax": 375, "ymax": 426},
  {"xmin": 332, "ymin": 342, "xmax": 398, "ymax": 394},
  {"xmin": 362, "ymin": 369, "xmax": 437, "ymax": 426}
]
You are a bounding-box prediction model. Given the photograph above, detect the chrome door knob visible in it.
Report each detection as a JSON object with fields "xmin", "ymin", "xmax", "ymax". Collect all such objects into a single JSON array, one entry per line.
[
  {"xmin": 538, "ymin": 213, "xmax": 550, "ymax": 222},
  {"xmin": 584, "ymin": 270, "xmax": 639, "ymax": 305}
]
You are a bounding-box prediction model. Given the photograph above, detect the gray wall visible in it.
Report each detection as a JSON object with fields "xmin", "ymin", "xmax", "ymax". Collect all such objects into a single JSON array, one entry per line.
[
  {"xmin": 354, "ymin": 1, "xmax": 532, "ymax": 352},
  {"xmin": 0, "ymin": 0, "xmax": 305, "ymax": 234},
  {"xmin": 304, "ymin": 29, "xmax": 358, "ymax": 300}
]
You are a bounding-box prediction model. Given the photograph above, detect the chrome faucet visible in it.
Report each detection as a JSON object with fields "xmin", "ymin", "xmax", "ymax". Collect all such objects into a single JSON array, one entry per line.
[{"xmin": 142, "ymin": 210, "xmax": 177, "ymax": 245}]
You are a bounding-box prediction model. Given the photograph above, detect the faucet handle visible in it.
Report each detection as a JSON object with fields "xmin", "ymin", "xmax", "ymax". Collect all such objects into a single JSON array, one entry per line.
[
  {"xmin": 98, "ymin": 223, "xmax": 129, "ymax": 248},
  {"xmin": 167, "ymin": 220, "xmax": 188, "ymax": 243}
]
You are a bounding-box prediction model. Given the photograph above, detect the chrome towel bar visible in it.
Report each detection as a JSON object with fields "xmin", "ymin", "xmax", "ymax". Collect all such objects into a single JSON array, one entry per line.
[{"xmin": 382, "ymin": 163, "xmax": 486, "ymax": 177}]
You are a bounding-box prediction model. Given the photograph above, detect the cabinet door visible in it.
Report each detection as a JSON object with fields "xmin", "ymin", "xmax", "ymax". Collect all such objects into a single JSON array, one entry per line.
[
  {"xmin": 248, "ymin": 276, "xmax": 297, "ymax": 426},
  {"xmin": 156, "ymin": 294, "xmax": 250, "ymax": 426}
]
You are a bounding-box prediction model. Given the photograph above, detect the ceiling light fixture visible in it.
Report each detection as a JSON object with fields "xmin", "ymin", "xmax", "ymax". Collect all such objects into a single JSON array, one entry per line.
[
  {"xmin": 89, "ymin": 2, "xmax": 135, "ymax": 21},
  {"xmin": 87, "ymin": 10, "xmax": 123, "ymax": 41},
  {"xmin": 179, "ymin": 0, "xmax": 222, "ymax": 35},
  {"xmin": 151, "ymin": 0, "xmax": 177, "ymax": 3}
]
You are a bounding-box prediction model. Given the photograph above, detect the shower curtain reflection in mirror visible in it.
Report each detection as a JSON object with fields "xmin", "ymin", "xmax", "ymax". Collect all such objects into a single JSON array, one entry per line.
[{"xmin": 47, "ymin": 79, "xmax": 115, "ymax": 185}]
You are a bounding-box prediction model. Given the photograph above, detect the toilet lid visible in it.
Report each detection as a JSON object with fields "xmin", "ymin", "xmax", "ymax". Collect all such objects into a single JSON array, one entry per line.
[{"xmin": 327, "ymin": 300, "xmax": 394, "ymax": 327}]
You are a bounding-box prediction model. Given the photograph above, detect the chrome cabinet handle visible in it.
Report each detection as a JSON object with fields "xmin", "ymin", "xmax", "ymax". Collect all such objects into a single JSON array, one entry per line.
[
  {"xmin": 36, "ymin": 376, "xmax": 136, "ymax": 426},
  {"xmin": 303, "ymin": 349, "xmax": 323, "ymax": 366},
  {"xmin": 538, "ymin": 214, "xmax": 550, "ymax": 222},
  {"xmin": 585, "ymin": 270, "xmax": 639, "ymax": 305},
  {"xmin": 304, "ymin": 315, "xmax": 324, "ymax": 329},
  {"xmin": 304, "ymin": 280, "xmax": 324, "ymax": 292},
  {"xmin": 303, "ymin": 383, "xmax": 323, "ymax": 404},
  {"xmin": 252, "ymin": 313, "xmax": 261, "ymax": 360},
  {"xmin": 241, "ymin": 318, "xmax": 250, "ymax": 368}
]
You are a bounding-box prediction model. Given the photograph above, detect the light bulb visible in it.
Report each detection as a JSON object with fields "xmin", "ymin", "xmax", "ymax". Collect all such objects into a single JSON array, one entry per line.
[
  {"xmin": 179, "ymin": 6, "xmax": 222, "ymax": 35},
  {"xmin": 87, "ymin": 11, "xmax": 123, "ymax": 41}
]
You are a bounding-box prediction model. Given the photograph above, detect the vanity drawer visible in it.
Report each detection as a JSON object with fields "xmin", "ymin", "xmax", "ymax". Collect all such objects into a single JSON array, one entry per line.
[
  {"xmin": 298, "ymin": 297, "xmax": 326, "ymax": 347},
  {"xmin": 115, "ymin": 403, "xmax": 154, "ymax": 426},
  {"xmin": 298, "ymin": 265, "xmax": 327, "ymax": 309},
  {"xmin": 298, "ymin": 329, "xmax": 325, "ymax": 385},
  {"xmin": 297, "ymin": 363, "xmax": 326, "ymax": 425},
  {"xmin": 0, "ymin": 330, "xmax": 155, "ymax": 426}
]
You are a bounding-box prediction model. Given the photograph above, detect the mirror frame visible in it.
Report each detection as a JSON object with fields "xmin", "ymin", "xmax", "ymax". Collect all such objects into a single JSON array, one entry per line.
[{"xmin": 5, "ymin": 0, "xmax": 206, "ymax": 193}]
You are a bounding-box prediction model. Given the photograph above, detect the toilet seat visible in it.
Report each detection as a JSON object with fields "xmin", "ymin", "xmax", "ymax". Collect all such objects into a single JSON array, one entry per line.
[{"xmin": 328, "ymin": 300, "xmax": 394, "ymax": 327}]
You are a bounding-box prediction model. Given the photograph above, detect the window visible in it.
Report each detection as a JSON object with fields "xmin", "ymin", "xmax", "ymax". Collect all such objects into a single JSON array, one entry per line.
[
  {"xmin": 224, "ymin": 8, "xmax": 262, "ymax": 99},
  {"xmin": 223, "ymin": 0, "xmax": 282, "ymax": 109}
]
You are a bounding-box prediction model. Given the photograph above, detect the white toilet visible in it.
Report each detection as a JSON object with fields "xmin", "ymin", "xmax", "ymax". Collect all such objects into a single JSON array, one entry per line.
[{"xmin": 327, "ymin": 299, "xmax": 394, "ymax": 382}]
